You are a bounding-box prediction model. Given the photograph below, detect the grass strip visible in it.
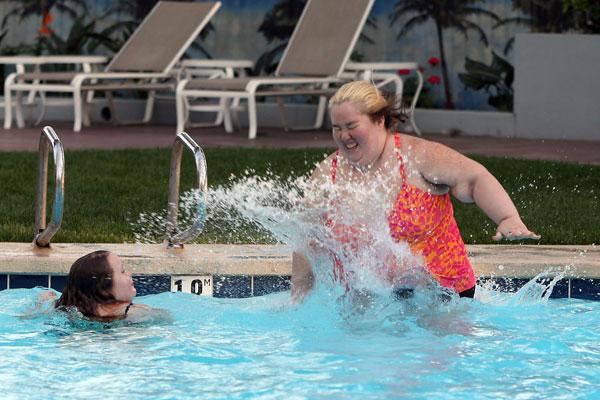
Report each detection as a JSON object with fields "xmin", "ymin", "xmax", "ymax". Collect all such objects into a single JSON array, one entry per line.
[{"xmin": 0, "ymin": 148, "xmax": 598, "ymax": 245}]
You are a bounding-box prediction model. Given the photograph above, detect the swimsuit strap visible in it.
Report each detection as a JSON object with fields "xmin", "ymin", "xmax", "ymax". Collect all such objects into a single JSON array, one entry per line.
[
  {"xmin": 330, "ymin": 150, "xmax": 339, "ymax": 183},
  {"xmin": 394, "ymin": 133, "xmax": 408, "ymax": 185},
  {"xmin": 124, "ymin": 303, "xmax": 132, "ymax": 317}
]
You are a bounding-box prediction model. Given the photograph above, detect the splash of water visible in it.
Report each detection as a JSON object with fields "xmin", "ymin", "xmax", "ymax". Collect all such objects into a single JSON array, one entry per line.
[
  {"xmin": 131, "ymin": 169, "xmax": 431, "ymax": 297},
  {"xmin": 131, "ymin": 168, "xmax": 569, "ymax": 307}
]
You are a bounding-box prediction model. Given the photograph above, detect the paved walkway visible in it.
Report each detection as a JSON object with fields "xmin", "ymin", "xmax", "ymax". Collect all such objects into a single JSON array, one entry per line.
[{"xmin": 2, "ymin": 122, "xmax": 600, "ymax": 165}]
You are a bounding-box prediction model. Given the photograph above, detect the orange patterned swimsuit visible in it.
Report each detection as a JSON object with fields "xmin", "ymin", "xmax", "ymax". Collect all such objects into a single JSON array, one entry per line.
[{"xmin": 329, "ymin": 133, "xmax": 476, "ymax": 294}]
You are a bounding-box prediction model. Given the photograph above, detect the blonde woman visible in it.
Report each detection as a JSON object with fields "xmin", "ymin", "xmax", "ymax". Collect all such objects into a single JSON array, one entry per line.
[{"xmin": 292, "ymin": 81, "xmax": 540, "ymax": 302}]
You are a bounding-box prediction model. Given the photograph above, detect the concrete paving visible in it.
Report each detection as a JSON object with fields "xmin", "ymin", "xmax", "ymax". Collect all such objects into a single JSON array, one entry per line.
[
  {"xmin": 1, "ymin": 243, "xmax": 598, "ymax": 278},
  {"xmin": 2, "ymin": 122, "xmax": 600, "ymax": 165}
]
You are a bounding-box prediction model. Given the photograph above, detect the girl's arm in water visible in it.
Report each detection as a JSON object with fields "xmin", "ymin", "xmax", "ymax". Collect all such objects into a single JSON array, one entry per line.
[{"xmin": 413, "ymin": 139, "xmax": 540, "ymax": 241}]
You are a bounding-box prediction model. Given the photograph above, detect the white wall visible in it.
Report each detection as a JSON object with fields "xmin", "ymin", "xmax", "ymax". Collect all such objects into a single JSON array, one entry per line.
[{"xmin": 514, "ymin": 33, "xmax": 600, "ymax": 141}]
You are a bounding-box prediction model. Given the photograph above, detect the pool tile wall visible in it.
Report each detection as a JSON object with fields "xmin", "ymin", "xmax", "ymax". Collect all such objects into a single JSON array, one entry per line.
[
  {"xmin": 1, "ymin": 274, "xmax": 599, "ymax": 300},
  {"xmin": 133, "ymin": 275, "xmax": 171, "ymax": 297},
  {"xmin": 10, "ymin": 274, "xmax": 48, "ymax": 289},
  {"xmin": 570, "ymin": 278, "xmax": 600, "ymax": 300}
]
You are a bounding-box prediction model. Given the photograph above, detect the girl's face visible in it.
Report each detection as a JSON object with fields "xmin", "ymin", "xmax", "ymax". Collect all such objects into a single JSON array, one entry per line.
[
  {"xmin": 107, "ymin": 253, "xmax": 136, "ymax": 303},
  {"xmin": 330, "ymin": 101, "xmax": 387, "ymax": 166}
]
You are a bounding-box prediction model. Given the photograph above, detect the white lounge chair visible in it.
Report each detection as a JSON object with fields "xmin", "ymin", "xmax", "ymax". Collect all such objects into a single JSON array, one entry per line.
[
  {"xmin": 4, "ymin": 1, "xmax": 221, "ymax": 132},
  {"xmin": 176, "ymin": 0, "xmax": 375, "ymax": 139}
]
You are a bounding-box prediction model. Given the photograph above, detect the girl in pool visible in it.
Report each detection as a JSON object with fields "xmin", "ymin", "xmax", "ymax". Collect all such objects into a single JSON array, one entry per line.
[
  {"xmin": 47, "ymin": 250, "xmax": 162, "ymax": 322},
  {"xmin": 292, "ymin": 80, "xmax": 540, "ymax": 302}
]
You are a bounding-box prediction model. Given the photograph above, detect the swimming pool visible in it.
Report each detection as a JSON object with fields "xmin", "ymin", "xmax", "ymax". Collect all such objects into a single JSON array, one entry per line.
[
  {"xmin": 1, "ymin": 150, "xmax": 599, "ymax": 399},
  {"xmin": 1, "ymin": 283, "xmax": 599, "ymax": 399}
]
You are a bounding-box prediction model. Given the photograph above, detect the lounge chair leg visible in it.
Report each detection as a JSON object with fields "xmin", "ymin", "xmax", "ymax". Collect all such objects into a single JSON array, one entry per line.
[
  {"xmin": 411, "ymin": 70, "xmax": 424, "ymax": 137},
  {"xmin": 82, "ymin": 90, "xmax": 92, "ymax": 127},
  {"xmin": 313, "ymin": 95, "xmax": 327, "ymax": 129},
  {"xmin": 81, "ymin": 99, "xmax": 91, "ymax": 127},
  {"xmin": 106, "ymin": 91, "xmax": 119, "ymax": 124},
  {"xmin": 176, "ymin": 88, "xmax": 186, "ymax": 133},
  {"xmin": 223, "ymin": 98, "xmax": 233, "ymax": 133},
  {"xmin": 276, "ymin": 98, "xmax": 290, "ymax": 132},
  {"xmin": 3, "ymin": 74, "xmax": 14, "ymax": 129},
  {"xmin": 214, "ymin": 98, "xmax": 224, "ymax": 127},
  {"xmin": 73, "ymin": 90, "xmax": 83, "ymax": 132},
  {"xmin": 34, "ymin": 92, "xmax": 48, "ymax": 126},
  {"xmin": 15, "ymin": 91, "xmax": 25, "ymax": 128},
  {"xmin": 247, "ymin": 95, "xmax": 257, "ymax": 139},
  {"xmin": 410, "ymin": 115, "xmax": 422, "ymax": 136},
  {"xmin": 143, "ymin": 90, "xmax": 156, "ymax": 124}
]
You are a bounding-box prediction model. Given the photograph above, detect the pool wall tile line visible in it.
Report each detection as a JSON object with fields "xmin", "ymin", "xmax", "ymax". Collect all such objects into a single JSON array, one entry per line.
[
  {"xmin": 50, "ymin": 275, "xmax": 68, "ymax": 292},
  {"xmin": 1, "ymin": 274, "xmax": 600, "ymax": 300},
  {"xmin": 133, "ymin": 275, "xmax": 171, "ymax": 297},
  {"xmin": 10, "ymin": 274, "xmax": 48, "ymax": 289},
  {"xmin": 253, "ymin": 275, "xmax": 291, "ymax": 296},
  {"xmin": 548, "ymin": 279, "xmax": 570, "ymax": 299},
  {"xmin": 570, "ymin": 278, "xmax": 600, "ymax": 301},
  {"xmin": 476, "ymin": 277, "xmax": 572, "ymax": 299},
  {"xmin": 213, "ymin": 275, "xmax": 252, "ymax": 298}
]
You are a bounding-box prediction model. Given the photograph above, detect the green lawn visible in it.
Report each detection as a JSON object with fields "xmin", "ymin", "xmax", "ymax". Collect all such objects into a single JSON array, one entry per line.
[{"xmin": 1, "ymin": 148, "xmax": 598, "ymax": 244}]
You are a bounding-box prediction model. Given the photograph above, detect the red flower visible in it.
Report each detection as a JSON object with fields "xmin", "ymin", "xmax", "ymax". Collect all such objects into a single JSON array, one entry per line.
[
  {"xmin": 397, "ymin": 69, "xmax": 411, "ymax": 75},
  {"xmin": 427, "ymin": 75, "xmax": 441, "ymax": 85},
  {"xmin": 39, "ymin": 11, "xmax": 54, "ymax": 36},
  {"xmin": 428, "ymin": 56, "xmax": 440, "ymax": 66}
]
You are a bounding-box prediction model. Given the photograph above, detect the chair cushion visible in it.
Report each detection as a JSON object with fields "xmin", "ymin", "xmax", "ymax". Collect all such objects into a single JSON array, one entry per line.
[{"xmin": 14, "ymin": 72, "xmax": 79, "ymax": 81}]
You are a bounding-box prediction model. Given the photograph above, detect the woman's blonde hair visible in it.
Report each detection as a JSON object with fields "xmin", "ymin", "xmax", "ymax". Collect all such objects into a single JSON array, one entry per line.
[{"xmin": 329, "ymin": 80, "xmax": 407, "ymax": 129}]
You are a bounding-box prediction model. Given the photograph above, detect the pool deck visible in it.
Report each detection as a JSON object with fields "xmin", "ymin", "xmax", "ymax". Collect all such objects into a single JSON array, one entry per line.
[
  {"xmin": 1, "ymin": 243, "xmax": 598, "ymax": 278},
  {"xmin": 1, "ymin": 123, "xmax": 600, "ymax": 165}
]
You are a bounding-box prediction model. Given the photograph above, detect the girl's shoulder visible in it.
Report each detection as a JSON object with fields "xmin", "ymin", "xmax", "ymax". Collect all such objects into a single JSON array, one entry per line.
[{"xmin": 126, "ymin": 304, "xmax": 172, "ymax": 324}]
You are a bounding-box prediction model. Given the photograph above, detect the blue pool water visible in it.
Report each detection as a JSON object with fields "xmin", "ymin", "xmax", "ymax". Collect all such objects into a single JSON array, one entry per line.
[{"xmin": 1, "ymin": 284, "xmax": 599, "ymax": 399}]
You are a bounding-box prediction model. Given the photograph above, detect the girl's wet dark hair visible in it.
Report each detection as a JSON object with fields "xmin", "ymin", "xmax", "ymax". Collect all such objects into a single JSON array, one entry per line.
[
  {"xmin": 329, "ymin": 80, "xmax": 408, "ymax": 131},
  {"xmin": 55, "ymin": 250, "xmax": 116, "ymax": 318}
]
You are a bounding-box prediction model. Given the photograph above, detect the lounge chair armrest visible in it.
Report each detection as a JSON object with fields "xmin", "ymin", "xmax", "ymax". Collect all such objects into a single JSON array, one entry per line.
[
  {"xmin": 180, "ymin": 59, "xmax": 254, "ymax": 69},
  {"xmin": 345, "ymin": 61, "xmax": 420, "ymax": 72},
  {"xmin": 245, "ymin": 77, "xmax": 340, "ymax": 92},
  {"xmin": 71, "ymin": 72, "xmax": 168, "ymax": 85}
]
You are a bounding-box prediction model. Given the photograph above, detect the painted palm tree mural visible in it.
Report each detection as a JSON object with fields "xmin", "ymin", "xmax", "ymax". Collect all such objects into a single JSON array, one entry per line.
[
  {"xmin": 256, "ymin": 0, "xmax": 376, "ymax": 74},
  {"xmin": 1, "ymin": 0, "xmax": 86, "ymax": 29},
  {"xmin": 495, "ymin": 0, "xmax": 597, "ymax": 53},
  {"xmin": 390, "ymin": 0, "xmax": 499, "ymax": 109},
  {"xmin": 1, "ymin": 0, "xmax": 87, "ymax": 53}
]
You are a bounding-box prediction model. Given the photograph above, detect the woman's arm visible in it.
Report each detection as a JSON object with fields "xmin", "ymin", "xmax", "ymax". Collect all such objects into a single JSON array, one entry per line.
[
  {"xmin": 415, "ymin": 140, "xmax": 540, "ymax": 241},
  {"xmin": 291, "ymin": 156, "xmax": 335, "ymax": 303},
  {"xmin": 291, "ymin": 251, "xmax": 315, "ymax": 303}
]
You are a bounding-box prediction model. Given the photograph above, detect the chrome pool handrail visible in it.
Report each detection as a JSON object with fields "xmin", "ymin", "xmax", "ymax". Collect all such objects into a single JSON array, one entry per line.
[
  {"xmin": 34, "ymin": 126, "xmax": 65, "ymax": 247},
  {"xmin": 166, "ymin": 132, "xmax": 207, "ymax": 248}
]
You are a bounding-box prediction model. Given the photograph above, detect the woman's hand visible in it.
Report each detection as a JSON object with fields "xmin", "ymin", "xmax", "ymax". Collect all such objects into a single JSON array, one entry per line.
[{"xmin": 492, "ymin": 216, "xmax": 541, "ymax": 241}]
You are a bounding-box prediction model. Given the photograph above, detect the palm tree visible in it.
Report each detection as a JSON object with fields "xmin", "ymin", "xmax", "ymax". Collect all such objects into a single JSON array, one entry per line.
[
  {"xmin": 495, "ymin": 0, "xmax": 577, "ymax": 53},
  {"xmin": 390, "ymin": 0, "xmax": 499, "ymax": 109},
  {"xmin": 1, "ymin": 0, "xmax": 87, "ymax": 54}
]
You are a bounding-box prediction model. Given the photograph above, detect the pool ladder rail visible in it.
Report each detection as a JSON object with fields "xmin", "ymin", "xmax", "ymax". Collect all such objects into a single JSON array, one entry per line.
[
  {"xmin": 34, "ymin": 126, "xmax": 65, "ymax": 247},
  {"xmin": 30, "ymin": 128, "xmax": 206, "ymax": 248},
  {"xmin": 166, "ymin": 131, "xmax": 208, "ymax": 248}
]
